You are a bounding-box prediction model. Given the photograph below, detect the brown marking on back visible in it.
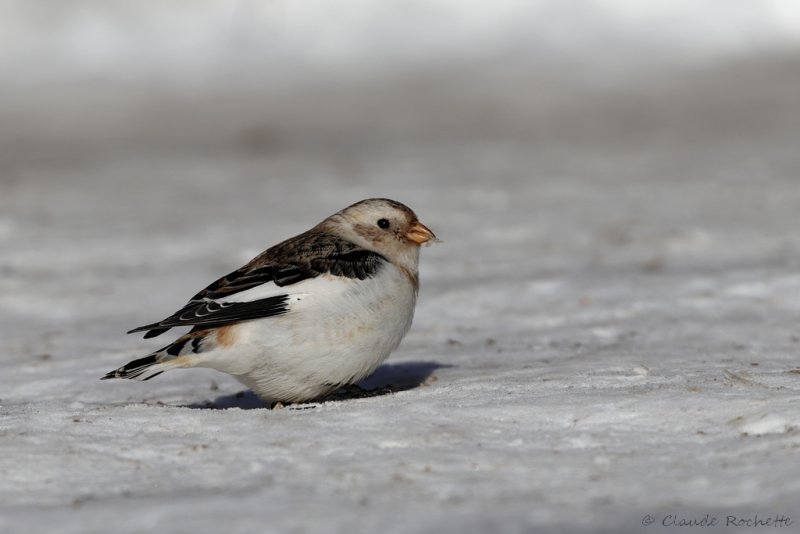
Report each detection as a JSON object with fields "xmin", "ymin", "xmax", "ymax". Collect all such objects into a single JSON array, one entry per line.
[
  {"xmin": 185, "ymin": 329, "xmax": 209, "ymax": 338},
  {"xmin": 215, "ymin": 324, "xmax": 239, "ymax": 348},
  {"xmin": 171, "ymin": 355, "xmax": 192, "ymax": 368}
]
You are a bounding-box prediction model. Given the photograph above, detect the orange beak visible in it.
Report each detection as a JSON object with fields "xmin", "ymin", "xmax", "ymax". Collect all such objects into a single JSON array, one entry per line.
[{"xmin": 405, "ymin": 221, "xmax": 438, "ymax": 245}]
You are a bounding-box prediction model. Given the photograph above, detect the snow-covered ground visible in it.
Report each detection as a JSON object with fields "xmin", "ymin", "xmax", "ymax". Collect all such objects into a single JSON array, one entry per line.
[{"xmin": 2, "ymin": 2, "xmax": 800, "ymax": 533}]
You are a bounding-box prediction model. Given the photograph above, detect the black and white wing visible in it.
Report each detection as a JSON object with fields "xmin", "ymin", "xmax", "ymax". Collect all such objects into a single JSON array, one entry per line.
[{"xmin": 128, "ymin": 231, "xmax": 386, "ymax": 338}]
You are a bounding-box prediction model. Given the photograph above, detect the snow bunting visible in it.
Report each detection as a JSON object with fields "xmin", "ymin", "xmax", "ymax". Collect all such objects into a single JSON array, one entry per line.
[{"xmin": 103, "ymin": 198, "xmax": 437, "ymax": 403}]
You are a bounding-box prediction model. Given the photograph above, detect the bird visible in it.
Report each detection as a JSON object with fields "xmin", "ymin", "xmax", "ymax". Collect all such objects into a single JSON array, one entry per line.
[{"xmin": 102, "ymin": 198, "xmax": 437, "ymax": 404}]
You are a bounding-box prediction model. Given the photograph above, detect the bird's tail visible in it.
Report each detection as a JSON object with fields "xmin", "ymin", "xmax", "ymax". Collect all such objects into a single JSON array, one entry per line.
[
  {"xmin": 102, "ymin": 333, "xmax": 204, "ymax": 381},
  {"xmin": 102, "ymin": 354, "xmax": 173, "ymax": 381}
]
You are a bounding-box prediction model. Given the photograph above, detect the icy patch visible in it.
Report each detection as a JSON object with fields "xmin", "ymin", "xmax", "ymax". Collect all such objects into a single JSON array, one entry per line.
[{"xmin": 738, "ymin": 414, "xmax": 798, "ymax": 436}]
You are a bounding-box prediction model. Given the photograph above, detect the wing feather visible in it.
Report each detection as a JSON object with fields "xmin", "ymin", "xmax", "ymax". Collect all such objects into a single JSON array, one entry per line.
[
  {"xmin": 127, "ymin": 296, "xmax": 289, "ymax": 334},
  {"xmin": 129, "ymin": 231, "xmax": 386, "ymax": 337}
]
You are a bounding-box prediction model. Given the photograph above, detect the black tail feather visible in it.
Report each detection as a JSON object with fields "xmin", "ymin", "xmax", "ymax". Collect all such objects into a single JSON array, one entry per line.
[
  {"xmin": 125, "ymin": 325, "xmax": 170, "ymax": 338},
  {"xmin": 143, "ymin": 327, "xmax": 170, "ymax": 338},
  {"xmin": 101, "ymin": 354, "xmax": 159, "ymax": 380},
  {"xmin": 142, "ymin": 371, "xmax": 164, "ymax": 381}
]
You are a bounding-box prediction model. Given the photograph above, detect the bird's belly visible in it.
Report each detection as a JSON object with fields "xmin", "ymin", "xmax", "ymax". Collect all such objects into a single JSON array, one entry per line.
[{"xmin": 214, "ymin": 268, "xmax": 417, "ymax": 401}]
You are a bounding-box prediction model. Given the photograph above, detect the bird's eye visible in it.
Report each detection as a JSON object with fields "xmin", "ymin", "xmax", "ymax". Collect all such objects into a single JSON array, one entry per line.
[{"xmin": 377, "ymin": 218, "xmax": 390, "ymax": 229}]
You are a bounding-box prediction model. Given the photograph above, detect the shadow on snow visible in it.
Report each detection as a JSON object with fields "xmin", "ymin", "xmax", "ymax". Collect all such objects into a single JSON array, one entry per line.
[{"xmin": 185, "ymin": 360, "xmax": 451, "ymax": 410}]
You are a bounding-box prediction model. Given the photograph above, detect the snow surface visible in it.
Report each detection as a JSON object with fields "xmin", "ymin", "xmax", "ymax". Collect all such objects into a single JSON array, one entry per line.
[{"xmin": 2, "ymin": 3, "xmax": 800, "ymax": 533}]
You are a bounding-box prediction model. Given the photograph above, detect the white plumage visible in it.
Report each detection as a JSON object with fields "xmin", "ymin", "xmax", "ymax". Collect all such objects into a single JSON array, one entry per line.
[{"xmin": 213, "ymin": 264, "xmax": 417, "ymax": 402}]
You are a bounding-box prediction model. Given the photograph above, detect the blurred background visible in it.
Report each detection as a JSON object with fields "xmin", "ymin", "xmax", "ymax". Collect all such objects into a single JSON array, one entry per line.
[
  {"xmin": 3, "ymin": 2, "xmax": 800, "ymax": 530},
  {"xmin": 2, "ymin": 0, "xmax": 800, "ymax": 354},
  {"xmin": 3, "ymin": 0, "xmax": 800, "ymax": 157}
]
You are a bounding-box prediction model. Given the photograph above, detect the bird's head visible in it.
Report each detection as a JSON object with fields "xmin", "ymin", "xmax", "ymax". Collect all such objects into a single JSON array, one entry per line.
[{"xmin": 319, "ymin": 198, "xmax": 437, "ymax": 270}]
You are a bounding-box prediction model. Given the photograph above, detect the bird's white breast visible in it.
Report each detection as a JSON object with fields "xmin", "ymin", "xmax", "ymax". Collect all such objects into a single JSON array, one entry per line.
[{"xmin": 201, "ymin": 262, "xmax": 418, "ymax": 402}]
